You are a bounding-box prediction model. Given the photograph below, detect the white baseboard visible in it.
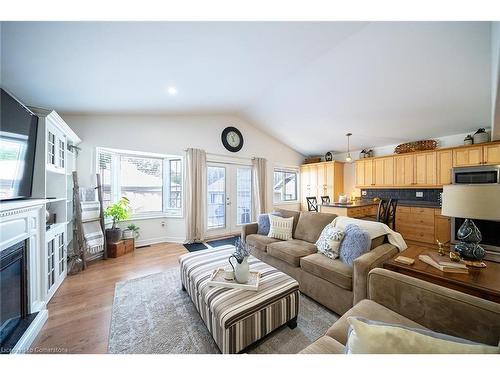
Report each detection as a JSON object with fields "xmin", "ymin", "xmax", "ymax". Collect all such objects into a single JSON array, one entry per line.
[
  {"xmin": 136, "ymin": 236, "xmax": 185, "ymax": 247},
  {"xmin": 10, "ymin": 309, "xmax": 48, "ymax": 354}
]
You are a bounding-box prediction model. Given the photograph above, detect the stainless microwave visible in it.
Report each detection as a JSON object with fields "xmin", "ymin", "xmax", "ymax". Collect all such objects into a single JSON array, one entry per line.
[
  {"xmin": 452, "ymin": 165, "xmax": 500, "ymax": 184},
  {"xmin": 451, "ymin": 165, "xmax": 500, "ymax": 262}
]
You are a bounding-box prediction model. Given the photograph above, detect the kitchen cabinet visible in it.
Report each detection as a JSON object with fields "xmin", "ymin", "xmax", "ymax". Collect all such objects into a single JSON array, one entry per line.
[
  {"xmin": 317, "ymin": 162, "xmax": 337, "ymax": 199},
  {"xmin": 321, "ymin": 202, "xmax": 377, "ymax": 218},
  {"xmin": 396, "ymin": 206, "xmax": 450, "ymax": 246},
  {"xmin": 300, "ymin": 161, "xmax": 344, "ymax": 210},
  {"xmin": 394, "ymin": 154, "xmax": 414, "ymax": 186},
  {"xmin": 437, "ymin": 150, "xmax": 453, "ymax": 185},
  {"xmin": 414, "ymin": 151, "xmax": 437, "ymax": 185},
  {"xmin": 453, "ymin": 146, "xmax": 483, "ymax": 167},
  {"xmin": 435, "ymin": 209, "xmax": 451, "ymax": 244},
  {"xmin": 374, "ymin": 157, "xmax": 394, "ymax": 186},
  {"xmin": 355, "ymin": 159, "xmax": 374, "ymax": 187},
  {"xmin": 483, "ymin": 143, "xmax": 500, "ymax": 165}
]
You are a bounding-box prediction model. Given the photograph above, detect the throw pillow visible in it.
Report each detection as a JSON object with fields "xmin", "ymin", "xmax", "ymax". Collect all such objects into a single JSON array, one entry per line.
[
  {"xmin": 257, "ymin": 212, "xmax": 283, "ymax": 235},
  {"xmin": 339, "ymin": 224, "xmax": 371, "ymax": 266},
  {"xmin": 268, "ymin": 215, "xmax": 294, "ymax": 241},
  {"xmin": 345, "ymin": 317, "xmax": 500, "ymax": 354},
  {"xmin": 315, "ymin": 223, "xmax": 344, "ymax": 259}
]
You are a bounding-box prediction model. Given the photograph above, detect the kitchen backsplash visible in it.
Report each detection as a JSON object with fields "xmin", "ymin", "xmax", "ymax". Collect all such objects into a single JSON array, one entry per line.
[{"xmin": 362, "ymin": 188, "xmax": 442, "ymax": 203}]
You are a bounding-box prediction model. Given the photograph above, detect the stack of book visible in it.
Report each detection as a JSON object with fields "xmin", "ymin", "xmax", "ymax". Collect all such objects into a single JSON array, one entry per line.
[{"xmin": 418, "ymin": 252, "xmax": 468, "ymax": 274}]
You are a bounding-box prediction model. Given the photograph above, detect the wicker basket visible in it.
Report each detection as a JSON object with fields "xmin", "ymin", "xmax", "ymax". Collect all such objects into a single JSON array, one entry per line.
[
  {"xmin": 395, "ymin": 140, "xmax": 437, "ymax": 154},
  {"xmin": 304, "ymin": 157, "xmax": 322, "ymax": 164}
]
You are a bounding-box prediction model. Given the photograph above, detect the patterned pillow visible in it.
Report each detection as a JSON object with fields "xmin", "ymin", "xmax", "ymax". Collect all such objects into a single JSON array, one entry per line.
[
  {"xmin": 268, "ymin": 215, "xmax": 294, "ymax": 240},
  {"xmin": 315, "ymin": 223, "xmax": 344, "ymax": 259},
  {"xmin": 257, "ymin": 212, "xmax": 283, "ymax": 235},
  {"xmin": 339, "ymin": 224, "xmax": 371, "ymax": 266}
]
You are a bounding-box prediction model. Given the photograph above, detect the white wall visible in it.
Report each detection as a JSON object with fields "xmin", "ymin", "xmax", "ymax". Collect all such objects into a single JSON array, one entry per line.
[
  {"xmin": 62, "ymin": 113, "xmax": 304, "ymax": 245},
  {"xmin": 492, "ymin": 21, "xmax": 500, "ymax": 141},
  {"xmin": 333, "ymin": 130, "xmax": 491, "ymax": 198}
]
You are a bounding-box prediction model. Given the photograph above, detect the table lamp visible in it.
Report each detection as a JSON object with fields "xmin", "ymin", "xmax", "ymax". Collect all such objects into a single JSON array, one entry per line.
[{"xmin": 441, "ymin": 184, "xmax": 500, "ymax": 260}]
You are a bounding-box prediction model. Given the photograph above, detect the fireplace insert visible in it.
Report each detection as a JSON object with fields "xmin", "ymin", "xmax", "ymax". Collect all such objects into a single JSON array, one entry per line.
[{"xmin": 0, "ymin": 241, "xmax": 28, "ymax": 352}]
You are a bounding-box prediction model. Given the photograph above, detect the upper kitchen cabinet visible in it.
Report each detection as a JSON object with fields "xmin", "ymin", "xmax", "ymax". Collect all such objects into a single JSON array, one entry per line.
[
  {"xmin": 300, "ymin": 161, "xmax": 344, "ymax": 210},
  {"xmin": 436, "ymin": 149, "xmax": 453, "ymax": 185},
  {"xmin": 373, "ymin": 157, "xmax": 394, "ymax": 186},
  {"xmin": 414, "ymin": 151, "xmax": 437, "ymax": 186},
  {"xmin": 453, "ymin": 146, "xmax": 483, "ymax": 167},
  {"xmin": 355, "ymin": 159, "xmax": 374, "ymax": 187},
  {"xmin": 483, "ymin": 143, "xmax": 500, "ymax": 165},
  {"xmin": 394, "ymin": 154, "xmax": 414, "ymax": 186}
]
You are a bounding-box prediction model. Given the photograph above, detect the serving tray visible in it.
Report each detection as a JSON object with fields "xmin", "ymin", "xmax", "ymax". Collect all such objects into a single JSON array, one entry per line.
[{"xmin": 207, "ymin": 268, "xmax": 261, "ymax": 291}]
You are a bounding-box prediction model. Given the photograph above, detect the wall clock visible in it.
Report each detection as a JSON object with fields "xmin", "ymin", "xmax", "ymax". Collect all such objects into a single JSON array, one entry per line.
[{"xmin": 221, "ymin": 126, "xmax": 244, "ymax": 152}]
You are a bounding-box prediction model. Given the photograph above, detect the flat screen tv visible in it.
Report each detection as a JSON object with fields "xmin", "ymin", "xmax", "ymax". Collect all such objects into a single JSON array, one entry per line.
[{"xmin": 0, "ymin": 89, "xmax": 38, "ymax": 200}]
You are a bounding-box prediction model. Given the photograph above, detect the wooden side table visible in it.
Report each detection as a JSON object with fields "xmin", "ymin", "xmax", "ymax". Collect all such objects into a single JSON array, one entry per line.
[
  {"xmin": 107, "ymin": 238, "xmax": 135, "ymax": 258},
  {"xmin": 384, "ymin": 245, "xmax": 500, "ymax": 303}
]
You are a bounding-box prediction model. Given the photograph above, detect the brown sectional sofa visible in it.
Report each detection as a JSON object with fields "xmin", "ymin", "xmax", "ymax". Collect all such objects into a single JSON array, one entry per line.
[
  {"xmin": 242, "ymin": 208, "xmax": 398, "ymax": 315},
  {"xmin": 300, "ymin": 268, "xmax": 500, "ymax": 353}
]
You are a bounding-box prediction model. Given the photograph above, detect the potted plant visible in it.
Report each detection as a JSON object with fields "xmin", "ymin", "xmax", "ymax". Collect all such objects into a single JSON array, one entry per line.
[
  {"xmin": 104, "ymin": 197, "xmax": 130, "ymax": 243},
  {"xmin": 128, "ymin": 224, "xmax": 140, "ymax": 239}
]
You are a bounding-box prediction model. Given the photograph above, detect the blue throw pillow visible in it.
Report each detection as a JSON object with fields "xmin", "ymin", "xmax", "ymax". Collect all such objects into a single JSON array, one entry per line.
[
  {"xmin": 339, "ymin": 224, "xmax": 371, "ymax": 266},
  {"xmin": 257, "ymin": 212, "xmax": 282, "ymax": 235}
]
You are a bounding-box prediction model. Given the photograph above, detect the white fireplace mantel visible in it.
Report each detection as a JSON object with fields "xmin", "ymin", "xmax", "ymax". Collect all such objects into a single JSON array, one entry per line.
[{"xmin": 1, "ymin": 199, "xmax": 49, "ymax": 353}]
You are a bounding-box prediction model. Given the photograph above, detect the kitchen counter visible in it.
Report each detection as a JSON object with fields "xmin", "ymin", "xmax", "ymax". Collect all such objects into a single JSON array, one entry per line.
[
  {"xmin": 320, "ymin": 200, "xmax": 378, "ymax": 208},
  {"xmin": 321, "ymin": 200, "xmax": 441, "ymax": 209},
  {"xmin": 397, "ymin": 200, "xmax": 441, "ymax": 208}
]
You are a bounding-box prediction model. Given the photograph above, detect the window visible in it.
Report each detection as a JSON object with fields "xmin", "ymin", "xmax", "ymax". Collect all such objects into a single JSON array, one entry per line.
[
  {"xmin": 273, "ymin": 169, "xmax": 298, "ymax": 203},
  {"xmin": 97, "ymin": 148, "xmax": 183, "ymax": 217},
  {"xmin": 169, "ymin": 159, "xmax": 182, "ymax": 209}
]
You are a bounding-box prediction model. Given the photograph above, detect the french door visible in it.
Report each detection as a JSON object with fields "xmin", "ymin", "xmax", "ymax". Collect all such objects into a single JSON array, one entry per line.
[{"xmin": 206, "ymin": 163, "xmax": 252, "ymax": 237}]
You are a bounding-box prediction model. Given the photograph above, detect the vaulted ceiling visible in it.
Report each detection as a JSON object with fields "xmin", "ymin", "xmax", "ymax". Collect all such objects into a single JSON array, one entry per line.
[{"xmin": 1, "ymin": 21, "xmax": 492, "ymax": 155}]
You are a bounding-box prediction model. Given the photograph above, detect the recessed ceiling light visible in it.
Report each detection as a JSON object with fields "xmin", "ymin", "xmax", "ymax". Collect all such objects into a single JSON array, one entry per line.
[{"xmin": 167, "ymin": 86, "xmax": 177, "ymax": 96}]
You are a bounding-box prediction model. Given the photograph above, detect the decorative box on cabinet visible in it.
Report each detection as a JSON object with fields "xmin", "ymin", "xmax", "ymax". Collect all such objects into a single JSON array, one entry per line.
[{"xmin": 107, "ymin": 238, "xmax": 135, "ymax": 258}]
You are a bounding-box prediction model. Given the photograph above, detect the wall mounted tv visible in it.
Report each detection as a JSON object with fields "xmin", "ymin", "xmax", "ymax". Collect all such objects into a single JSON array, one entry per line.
[{"xmin": 0, "ymin": 89, "xmax": 39, "ymax": 201}]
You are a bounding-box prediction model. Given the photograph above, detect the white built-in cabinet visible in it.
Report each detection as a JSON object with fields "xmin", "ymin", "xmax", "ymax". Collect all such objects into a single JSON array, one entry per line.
[{"xmin": 30, "ymin": 107, "xmax": 80, "ymax": 302}]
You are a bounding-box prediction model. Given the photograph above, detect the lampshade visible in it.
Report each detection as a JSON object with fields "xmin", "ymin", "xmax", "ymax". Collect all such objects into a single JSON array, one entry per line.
[{"xmin": 441, "ymin": 184, "xmax": 500, "ymax": 221}]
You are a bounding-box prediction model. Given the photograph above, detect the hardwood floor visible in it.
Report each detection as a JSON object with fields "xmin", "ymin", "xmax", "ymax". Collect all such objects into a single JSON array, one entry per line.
[{"xmin": 31, "ymin": 242, "xmax": 188, "ymax": 354}]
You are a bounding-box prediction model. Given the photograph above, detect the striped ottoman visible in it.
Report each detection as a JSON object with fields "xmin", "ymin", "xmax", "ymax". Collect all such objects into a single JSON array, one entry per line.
[{"xmin": 179, "ymin": 246, "xmax": 300, "ymax": 354}]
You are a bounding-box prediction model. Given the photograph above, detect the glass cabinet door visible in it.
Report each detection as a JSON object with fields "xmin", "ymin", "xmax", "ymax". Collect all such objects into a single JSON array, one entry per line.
[
  {"xmin": 47, "ymin": 131, "xmax": 56, "ymax": 166},
  {"xmin": 58, "ymin": 138, "xmax": 65, "ymax": 169},
  {"xmin": 47, "ymin": 238, "xmax": 55, "ymax": 292},
  {"xmin": 58, "ymin": 232, "xmax": 65, "ymax": 276}
]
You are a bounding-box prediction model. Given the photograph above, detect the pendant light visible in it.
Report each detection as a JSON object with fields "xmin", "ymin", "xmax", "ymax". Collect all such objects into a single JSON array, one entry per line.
[{"xmin": 345, "ymin": 133, "xmax": 352, "ymax": 162}]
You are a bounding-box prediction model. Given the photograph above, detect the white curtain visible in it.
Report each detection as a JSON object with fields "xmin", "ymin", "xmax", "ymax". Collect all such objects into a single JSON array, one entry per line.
[
  {"xmin": 185, "ymin": 148, "xmax": 207, "ymax": 243},
  {"xmin": 252, "ymin": 157, "xmax": 267, "ymax": 219}
]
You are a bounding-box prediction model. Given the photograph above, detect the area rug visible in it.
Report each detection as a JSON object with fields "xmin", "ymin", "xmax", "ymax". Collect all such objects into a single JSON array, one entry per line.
[
  {"xmin": 108, "ymin": 267, "xmax": 338, "ymax": 354},
  {"xmin": 183, "ymin": 242, "xmax": 208, "ymax": 252},
  {"xmin": 206, "ymin": 235, "xmax": 240, "ymax": 248}
]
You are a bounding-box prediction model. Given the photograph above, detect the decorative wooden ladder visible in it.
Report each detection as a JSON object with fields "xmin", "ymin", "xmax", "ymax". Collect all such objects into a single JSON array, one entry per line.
[{"xmin": 70, "ymin": 171, "xmax": 107, "ymax": 273}]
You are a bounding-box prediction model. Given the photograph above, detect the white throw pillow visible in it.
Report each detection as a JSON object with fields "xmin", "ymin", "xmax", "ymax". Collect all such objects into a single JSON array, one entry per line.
[
  {"xmin": 315, "ymin": 223, "xmax": 344, "ymax": 259},
  {"xmin": 345, "ymin": 317, "xmax": 500, "ymax": 354},
  {"xmin": 268, "ymin": 215, "xmax": 294, "ymax": 241}
]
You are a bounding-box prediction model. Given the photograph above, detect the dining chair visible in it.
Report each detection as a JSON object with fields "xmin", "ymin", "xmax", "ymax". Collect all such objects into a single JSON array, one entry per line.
[
  {"xmin": 376, "ymin": 199, "xmax": 389, "ymax": 222},
  {"xmin": 320, "ymin": 196, "xmax": 330, "ymax": 205},
  {"xmin": 385, "ymin": 199, "xmax": 398, "ymax": 230},
  {"xmin": 306, "ymin": 196, "xmax": 318, "ymax": 212},
  {"xmin": 361, "ymin": 199, "xmax": 388, "ymax": 223}
]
